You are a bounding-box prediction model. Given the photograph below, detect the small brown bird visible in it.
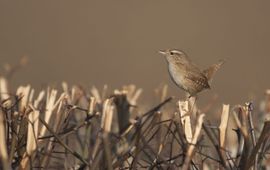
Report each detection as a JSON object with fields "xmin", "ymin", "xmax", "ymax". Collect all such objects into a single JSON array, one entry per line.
[{"xmin": 159, "ymin": 49, "xmax": 224, "ymax": 97}]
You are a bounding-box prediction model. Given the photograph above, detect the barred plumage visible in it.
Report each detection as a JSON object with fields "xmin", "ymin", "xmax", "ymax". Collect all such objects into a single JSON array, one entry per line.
[{"xmin": 159, "ymin": 49, "xmax": 224, "ymax": 97}]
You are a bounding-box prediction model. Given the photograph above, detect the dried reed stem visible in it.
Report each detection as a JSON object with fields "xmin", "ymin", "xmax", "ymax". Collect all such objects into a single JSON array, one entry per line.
[
  {"xmin": 178, "ymin": 101, "xmax": 193, "ymax": 143},
  {"xmin": 182, "ymin": 113, "xmax": 205, "ymax": 170},
  {"xmin": 0, "ymin": 110, "xmax": 10, "ymax": 170}
]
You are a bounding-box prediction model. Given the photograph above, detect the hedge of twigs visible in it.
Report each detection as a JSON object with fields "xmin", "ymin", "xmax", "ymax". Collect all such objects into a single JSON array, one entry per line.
[{"xmin": 1, "ymin": 60, "xmax": 270, "ymax": 170}]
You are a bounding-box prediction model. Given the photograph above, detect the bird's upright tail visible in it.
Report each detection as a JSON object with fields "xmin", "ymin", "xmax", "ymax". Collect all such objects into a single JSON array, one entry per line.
[{"xmin": 203, "ymin": 59, "xmax": 225, "ymax": 84}]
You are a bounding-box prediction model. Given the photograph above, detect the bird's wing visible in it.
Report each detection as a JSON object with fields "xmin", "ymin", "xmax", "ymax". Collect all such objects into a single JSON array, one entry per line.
[
  {"xmin": 203, "ymin": 59, "xmax": 225, "ymax": 84},
  {"xmin": 185, "ymin": 72, "xmax": 210, "ymax": 89}
]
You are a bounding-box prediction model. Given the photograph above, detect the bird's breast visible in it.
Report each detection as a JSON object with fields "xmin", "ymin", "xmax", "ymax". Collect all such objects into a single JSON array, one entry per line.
[{"xmin": 168, "ymin": 64, "xmax": 185, "ymax": 89}]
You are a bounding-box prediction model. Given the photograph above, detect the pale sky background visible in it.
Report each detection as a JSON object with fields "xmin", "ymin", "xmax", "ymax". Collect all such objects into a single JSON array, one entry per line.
[{"xmin": 0, "ymin": 1, "xmax": 270, "ymax": 106}]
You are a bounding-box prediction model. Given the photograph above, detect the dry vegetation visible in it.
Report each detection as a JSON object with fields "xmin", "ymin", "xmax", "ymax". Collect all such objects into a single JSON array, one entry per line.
[{"xmin": 1, "ymin": 59, "xmax": 270, "ymax": 170}]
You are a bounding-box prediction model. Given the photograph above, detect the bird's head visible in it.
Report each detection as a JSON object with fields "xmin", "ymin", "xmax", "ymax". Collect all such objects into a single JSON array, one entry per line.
[{"xmin": 159, "ymin": 49, "xmax": 190, "ymax": 65}]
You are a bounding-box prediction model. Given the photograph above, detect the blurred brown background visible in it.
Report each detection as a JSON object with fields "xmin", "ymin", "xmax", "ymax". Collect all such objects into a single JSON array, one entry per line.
[{"xmin": 0, "ymin": 1, "xmax": 270, "ymax": 105}]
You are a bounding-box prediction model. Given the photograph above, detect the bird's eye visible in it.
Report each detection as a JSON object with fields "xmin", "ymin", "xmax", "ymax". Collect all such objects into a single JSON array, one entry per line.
[{"xmin": 170, "ymin": 51, "xmax": 174, "ymax": 55}]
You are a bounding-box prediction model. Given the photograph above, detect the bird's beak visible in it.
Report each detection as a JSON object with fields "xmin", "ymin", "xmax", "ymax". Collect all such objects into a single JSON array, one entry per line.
[{"xmin": 158, "ymin": 50, "xmax": 166, "ymax": 55}]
